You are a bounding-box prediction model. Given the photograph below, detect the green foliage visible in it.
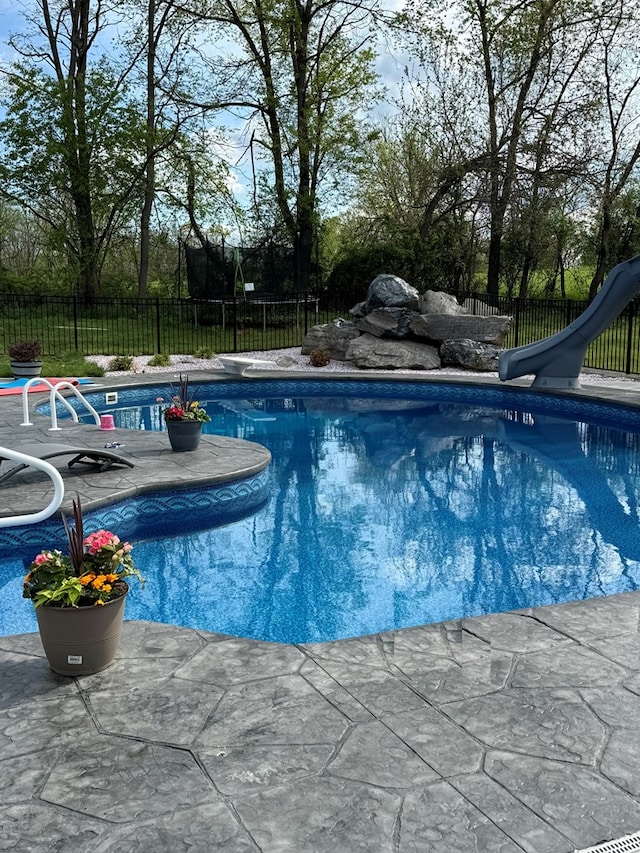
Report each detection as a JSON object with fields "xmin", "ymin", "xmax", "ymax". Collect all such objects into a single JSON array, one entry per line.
[
  {"xmin": 147, "ymin": 353, "xmax": 172, "ymax": 367},
  {"xmin": 23, "ymin": 497, "xmax": 144, "ymax": 608},
  {"xmin": 108, "ymin": 355, "xmax": 134, "ymax": 372},
  {"xmin": 158, "ymin": 374, "xmax": 211, "ymax": 422},
  {"xmin": 327, "ymin": 243, "xmax": 418, "ymax": 305},
  {"xmin": 81, "ymin": 359, "xmax": 106, "ymax": 377},
  {"xmin": 0, "ymin": 63, "xmax": 147, "ymax": 299},
  {"xmin": 0, "ymin": 353, "xmax": 105, "ymax": 378},
  {"xmin": 194, "ymin": 347, "xmax": 217, "ymax": 359}
]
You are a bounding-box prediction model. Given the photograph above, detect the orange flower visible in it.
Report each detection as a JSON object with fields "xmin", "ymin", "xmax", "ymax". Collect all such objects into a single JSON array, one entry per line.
[{"xmin": 79, "ymin": 572, "xmax": 96, "ymax": 587}]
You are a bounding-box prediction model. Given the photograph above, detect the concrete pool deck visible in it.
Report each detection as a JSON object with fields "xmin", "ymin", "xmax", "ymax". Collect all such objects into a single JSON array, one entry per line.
[{"xmin": 2, "ymin": 369, "xmax": 640, "ymax": 851}]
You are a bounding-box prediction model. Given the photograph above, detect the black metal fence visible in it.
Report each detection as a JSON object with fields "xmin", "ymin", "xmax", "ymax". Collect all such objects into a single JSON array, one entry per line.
[{"xmin": 1, "ymin": 291, "xmax": 640, "ymax": 375}]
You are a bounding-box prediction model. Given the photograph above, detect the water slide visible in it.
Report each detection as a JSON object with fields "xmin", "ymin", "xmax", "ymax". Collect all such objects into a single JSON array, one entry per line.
[{"xmin": 498, "ymin": 254, "xmax": 640, "ymax": 388}]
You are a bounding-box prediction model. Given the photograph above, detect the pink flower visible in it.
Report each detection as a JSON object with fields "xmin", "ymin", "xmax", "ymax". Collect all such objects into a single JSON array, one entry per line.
[
  {"xmin": 34, "ymin": 552, "xmax": 52, "ymax": 565},
  {"xmin": 84, "ymin": 530, "xmax": 121, "ymax": 554}
]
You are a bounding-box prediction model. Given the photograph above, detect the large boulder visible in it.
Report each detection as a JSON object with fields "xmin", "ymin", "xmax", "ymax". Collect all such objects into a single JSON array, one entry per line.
[
  {"xmin": 346, "ymin": 334, "xmax": 441, "ymax": 370},
  {"xmin": 440, "ymin": 339, "xmax": 501, "ymax": 371},
  {"xmin": 410, "ymin": 313, "xmax": 512, "ymax": 345},
  {"xmin": 301, "ymin": 318, "xmax": 360, "ymax": 360},
  {"xmin": 419, "ymin": 290, "xmax": 465, "ymax": 315},
  {"xmin": 363, "ymin": 274, "xmax": 420, "ymax": 312},
  {"xmin": 356, "ymin": 307, "xmax": 416, "ymax": 339}
]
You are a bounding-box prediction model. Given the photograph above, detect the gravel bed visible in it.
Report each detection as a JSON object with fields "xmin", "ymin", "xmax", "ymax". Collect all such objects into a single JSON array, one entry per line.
[{"xmin": 85, "ymin": 347, "xmax": 640, "ymax": 386}]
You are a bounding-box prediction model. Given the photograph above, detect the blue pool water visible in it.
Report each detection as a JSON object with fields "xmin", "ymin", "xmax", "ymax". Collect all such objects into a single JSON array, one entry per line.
[{"xmin": 2, "ymin": 379, "xmax": 640, "ymax": 642}]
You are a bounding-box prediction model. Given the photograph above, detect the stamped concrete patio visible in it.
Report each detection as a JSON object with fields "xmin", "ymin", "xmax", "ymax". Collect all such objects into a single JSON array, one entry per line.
[{"xmin": 1, "ymin": 371, "xmax": 640, "ymax": 852}]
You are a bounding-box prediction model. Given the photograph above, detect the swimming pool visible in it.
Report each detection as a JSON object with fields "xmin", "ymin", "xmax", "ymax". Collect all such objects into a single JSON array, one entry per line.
[{"xmin": 3, "ymin": 378, "xmax": 640, "ymax": 642}]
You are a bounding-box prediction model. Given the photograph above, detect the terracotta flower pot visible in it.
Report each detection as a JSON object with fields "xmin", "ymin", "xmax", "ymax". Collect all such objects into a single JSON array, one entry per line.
[
  {"xmin": 35, "ymin": 590, "xmax": 127, "ymax": 676},
  {"xmin": 166, "ymin": 420, "xmax": 203, "ymax": 451}
]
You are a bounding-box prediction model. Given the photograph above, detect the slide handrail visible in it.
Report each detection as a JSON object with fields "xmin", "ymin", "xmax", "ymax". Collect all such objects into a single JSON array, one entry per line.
[{"xmin": 0, "ymin": 446, "xmax": 64, "ymax": 527}]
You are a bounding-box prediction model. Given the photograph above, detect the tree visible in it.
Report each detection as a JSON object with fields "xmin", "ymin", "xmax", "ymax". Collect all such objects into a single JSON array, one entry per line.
[
  {"xmin": 586, "ymin": 0, "xmax": 640, "ymax": 296},
  {"xmin": 191, "ymin": 0, "xmax": 381, "ymax": 291},
  {"xmin": 0, "ymin": 0, "xmax": 152, "ymax": 299},
  {"xmin": 397, "ymin": 0, "xmax": 608, "ymax": 296},
  {"xmin": 344, "ymin": 113, "xmax": 484, "ymax": 290},
  {"xmin": 0, "ymin": 58, "xmax": 148, "ymax": 299},
  {"xmin": 128, "ymin": 0, "xmax": 207, "ymax": 297}
]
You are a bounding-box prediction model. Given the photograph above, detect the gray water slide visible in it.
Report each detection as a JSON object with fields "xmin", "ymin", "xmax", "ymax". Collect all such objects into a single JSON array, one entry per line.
[{"xmin": 498, "ymin": 254, "xmax": 640, "ymax": 388}]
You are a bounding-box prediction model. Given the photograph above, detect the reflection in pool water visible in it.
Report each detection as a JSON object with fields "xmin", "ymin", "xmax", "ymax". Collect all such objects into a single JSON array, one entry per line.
[{"xmin": 3, "ymin": 387, "xmax": 640, "ymax": 642}]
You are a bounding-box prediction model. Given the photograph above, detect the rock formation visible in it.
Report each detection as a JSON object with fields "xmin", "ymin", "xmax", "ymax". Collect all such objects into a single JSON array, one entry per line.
[{"xmin": 302, "ymin": 274, "xmax": 512, "ymax": 371}]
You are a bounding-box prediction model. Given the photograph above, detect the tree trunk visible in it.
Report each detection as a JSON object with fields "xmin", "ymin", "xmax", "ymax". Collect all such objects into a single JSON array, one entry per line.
[
  {"xmin": 590, "ymin": 203, "xmax": 612, "ymax": 298},
  {"xmin": 138, "ymin": 0, "xmax": 156, "ymax": 299}
]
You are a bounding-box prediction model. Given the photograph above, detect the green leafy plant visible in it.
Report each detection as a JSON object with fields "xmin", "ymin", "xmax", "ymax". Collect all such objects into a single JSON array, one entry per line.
[
  {"xmin": 81, "ymin": 359, "xmax": 105, "ymax": 377},
  {"xmin": 8, "ymin": 339, "xmax": 42, "ymax": 361},
  {"xmin": 194, "ymin": 346, "xmax": 216, "ymax": 360},
  {"xmin": 107, "ymin": 354, "xmax": 134, "ymax": 371},
  {"xmin": 147, "ymin": 353, "xmax": 171, "ymax": 367},
  {"xmin": 157, "ymin": 373, "xmax": 211, "ymax": 422},
  {"xmin": 23, "ymin": 497, "xmax": 145, "ymax": 608}
]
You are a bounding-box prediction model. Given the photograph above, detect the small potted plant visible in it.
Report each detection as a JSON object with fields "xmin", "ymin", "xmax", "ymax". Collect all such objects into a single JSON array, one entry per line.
[
  {"xmin": 158, "ymin": 373, "xmax": 211, "ymax": 451},
  {"xmin": 7, "ymin": 339, "xmax": 43, "ymax": 378},
  {"xmin": 23, "ymin": 496, "xmax": 145, "ymax": 675}
]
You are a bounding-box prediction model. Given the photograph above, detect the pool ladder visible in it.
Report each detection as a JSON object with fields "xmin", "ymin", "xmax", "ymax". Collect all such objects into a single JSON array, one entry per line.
[
  {"xmin": 0, "ymin": 379, "xmax": 101, "ymax": 527},
  {"xmin": 19, "ymin": 378, "xmax": 101, "ymax": 430},
  {"xmin": 0, "ymin": 446, "xmax": 64, "ymax": 527}
]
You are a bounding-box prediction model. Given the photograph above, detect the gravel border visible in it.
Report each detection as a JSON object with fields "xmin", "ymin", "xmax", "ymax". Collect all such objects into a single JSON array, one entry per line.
[{"xmin": 84, "ymin": 347, "xmax": 640, "ymax": 386}]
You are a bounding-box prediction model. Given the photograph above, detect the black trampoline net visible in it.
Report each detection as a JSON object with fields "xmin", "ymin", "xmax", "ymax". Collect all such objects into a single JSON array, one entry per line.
[{"xmin": 183, "ymin": 241, "xmax": 298, "ymax": 300}]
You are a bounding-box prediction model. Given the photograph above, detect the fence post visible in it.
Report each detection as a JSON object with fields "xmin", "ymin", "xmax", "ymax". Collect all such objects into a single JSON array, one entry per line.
[
  {"xmin": 155, "ymin": 298, "xmax": 161, "ymax": 353},
  {"xmin": 513, "ymin": 298, "xmax": 521, "ymax": 348},
  {"xmin": 233, "ymin": 295, "xmax": 237, "ymax": 352},
  {"xmin": 625, "ymin": 301, "xmax": 635, "ymax": 375},
  {"xmin": 73, "ymin": 296, "xmax": 79, "ymax": 351},
  {"xmin": 565, "ymin": 301, "xmax": 573, "ymax": 327}
]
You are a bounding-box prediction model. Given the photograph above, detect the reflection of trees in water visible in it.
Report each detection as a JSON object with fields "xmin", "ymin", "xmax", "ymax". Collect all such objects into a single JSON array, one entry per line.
[{"xmin": 130, "ymin": 396, "xmax": 640, "ymax": 640}]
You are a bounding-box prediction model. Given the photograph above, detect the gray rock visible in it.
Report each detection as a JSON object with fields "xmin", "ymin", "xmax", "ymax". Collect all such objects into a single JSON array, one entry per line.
[
  {"xmin": 346, "ymin": 334, "xmax": 441, "ymax": 370},
  {"xmin": 349, "ymin": 300, "xmax": 368, "ymax": 319},
  {"xmin": 410, "ymin": 314, "xmax": 512, "ymax": 345},
  {"xmin": 364, "ymin": 274, "xmax": 420, "ymax": 312},
  {"xmin": 440, "ymin": 339, "xmax": 502, "ymax": 371},
  {"xmin": 275, "ymin": 355, "xmax": 299, "ymax": 368},
  {"xmin": 462, "ymin": 297, "xmax": 501, "ymax": 316},
  {"xmin": 356, "ymin": 308, "xmax": 416, "ymax": 339},
  {"xmin": 420, "ymin": 290, "xmax": 466, "ymax": 315},
  {"xmin": 301, "ymin": 319, "xmax": 361, "ymax": 360}
]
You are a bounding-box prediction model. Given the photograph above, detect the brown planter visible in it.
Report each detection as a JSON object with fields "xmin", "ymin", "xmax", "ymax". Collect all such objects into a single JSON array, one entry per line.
[
  {"xmin": 166, "ymin": 420, "xmax": 203, "ymax": 451},
  {"xmin": 35, "ymin": 591, "xmax": 127, "ymax": 676}
]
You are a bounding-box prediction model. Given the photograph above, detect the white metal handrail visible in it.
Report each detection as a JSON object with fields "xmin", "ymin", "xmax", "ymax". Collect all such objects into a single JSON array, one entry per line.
[
  {"xmin": 20, "ymin": 377, "xmax": 80, "ymax": 427},
  {"xmin": 47, "ymin": 381, "xmax": 101, "ymax": 431},
  {"xmin": 0, "ymin": 446, "xmax": 64, "ymax": 527},
  {"xmin": 19, "ymin": 378, "xmax": 101, "ymax": 430}
]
